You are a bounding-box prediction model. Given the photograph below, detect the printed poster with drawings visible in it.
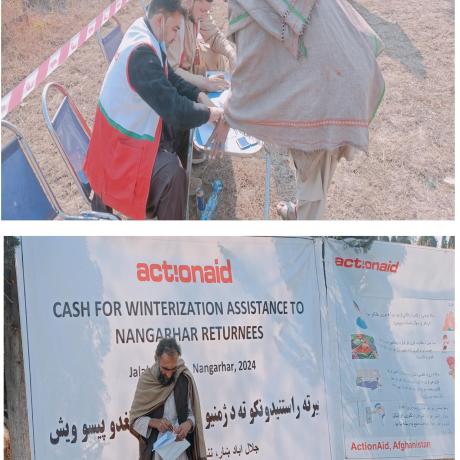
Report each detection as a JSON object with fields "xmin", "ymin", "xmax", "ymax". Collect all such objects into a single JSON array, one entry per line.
[
  {"xmin": 325, "ymin": 239, "xmax": 455, "ymax": 459},
  {"xmin": 16, "ymin": 236, "xmax": 331, "ymax": 460}
]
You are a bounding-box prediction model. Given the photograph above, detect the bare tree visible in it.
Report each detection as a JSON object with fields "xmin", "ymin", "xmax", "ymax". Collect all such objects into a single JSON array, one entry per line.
[{"xmin": 4, "ymin": 237, "xmax": 31, "ymax": 460}]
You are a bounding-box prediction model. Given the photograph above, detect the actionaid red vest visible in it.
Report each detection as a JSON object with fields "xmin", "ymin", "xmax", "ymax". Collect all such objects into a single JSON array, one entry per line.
[{"xmin": 84, "ymin": 18, "xmax": 166, "ymax": 219}]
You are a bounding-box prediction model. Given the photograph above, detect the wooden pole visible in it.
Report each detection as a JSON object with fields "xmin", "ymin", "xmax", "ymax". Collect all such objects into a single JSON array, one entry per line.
[{"xmin": 4, "ymin": 237, "xmax": 31, "ymax": 460}]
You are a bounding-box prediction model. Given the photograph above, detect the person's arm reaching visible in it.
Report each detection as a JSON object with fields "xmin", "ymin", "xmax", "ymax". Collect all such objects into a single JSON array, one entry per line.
[
  {"xmin": 165, "ymin": 62, "xmax": 222, "ymax": 117},
  {"xmin": 169, "ymin": 62, "xmax": 229, "ymax": 92},
  {"xmin": 128, "ymin": 44, "xmax": 212, "ymax": 130},
  {"xmin": 167, "ymin": 65, "xmax": 218, "ymax": 108},
  {"xmin": 175, "ymin": 67, "xmax": 213, "ymax": 92},
  {"xmin": 167, "ymin": 63, "xmax": 202, "ymax": 100}
]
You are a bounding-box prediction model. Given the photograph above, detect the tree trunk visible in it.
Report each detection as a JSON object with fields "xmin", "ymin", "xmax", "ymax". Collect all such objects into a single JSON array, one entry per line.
[{"xmin": 4, "ymin": 239, "xmax": 31, "ymax": 460}]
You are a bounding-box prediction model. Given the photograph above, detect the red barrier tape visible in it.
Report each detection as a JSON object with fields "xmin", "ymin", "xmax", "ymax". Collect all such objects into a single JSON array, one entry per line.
[{"xmin": 1, "ymin": 0, "xmax": 132, "ymax": 119}]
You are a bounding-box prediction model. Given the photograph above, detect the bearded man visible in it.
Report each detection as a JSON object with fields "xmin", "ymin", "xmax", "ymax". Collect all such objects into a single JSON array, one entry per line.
[
  {"xmin": 129, "ymin": 338, "xmax": 206, "ymax": 460},
  {"xmin": 84, "ymin": 0, "xmax": 223, "ymax": 220}
]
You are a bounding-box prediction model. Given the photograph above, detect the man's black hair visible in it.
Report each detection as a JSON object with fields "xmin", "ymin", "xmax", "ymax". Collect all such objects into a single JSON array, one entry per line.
[
  {"xmin": 148, "ymin": 0, "xmax": 185, "ymax": 18},
  {"xmin": 155, "ymin": 338, "xmax": 182, "ymax": 359}
]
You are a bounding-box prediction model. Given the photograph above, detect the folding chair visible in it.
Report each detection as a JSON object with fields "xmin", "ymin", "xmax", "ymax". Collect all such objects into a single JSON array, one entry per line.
[
  {"xmin": 95, "ymin": 17, "xmax": 124, "ymax": 64},
  {"xmin": 1, "ymin": 120, "xmax": 117, "ymax": 220},
  {"xmin": 42, "ymin": 82, "xmax": 95, "ymax": 207}
]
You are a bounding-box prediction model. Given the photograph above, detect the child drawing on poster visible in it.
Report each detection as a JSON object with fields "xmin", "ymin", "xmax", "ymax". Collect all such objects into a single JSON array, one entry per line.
[
  {"xmin": 442, "ymin": 334, "xmax": 449, "ymax": 351},
  {"xmin": 443, "ymin": 311, "xmax": 455, "ymax": 331},
  {"xmin": 351, "ymin": 334, "xmax": 378, "ymax": 359},
  {"xmin": 356, "ymin": 369, "xmax": 382, "ymax": 390}
]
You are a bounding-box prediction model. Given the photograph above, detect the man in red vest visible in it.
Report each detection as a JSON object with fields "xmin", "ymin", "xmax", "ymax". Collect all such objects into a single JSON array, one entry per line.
[{"xmin": 84, "ymin": 0, "xmax": 223, "ymax": 219}]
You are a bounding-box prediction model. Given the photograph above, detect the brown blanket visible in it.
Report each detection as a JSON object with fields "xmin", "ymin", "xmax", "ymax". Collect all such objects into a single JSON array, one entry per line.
[{"xmin": 226, "ymin": 0, "xmax": 385, "ymax": 153}]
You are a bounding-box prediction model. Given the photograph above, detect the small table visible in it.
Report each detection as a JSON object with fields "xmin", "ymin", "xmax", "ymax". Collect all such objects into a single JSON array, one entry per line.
[{"xmin": 186, "ymin": 73, "xmax": 270, "ymax": 220}]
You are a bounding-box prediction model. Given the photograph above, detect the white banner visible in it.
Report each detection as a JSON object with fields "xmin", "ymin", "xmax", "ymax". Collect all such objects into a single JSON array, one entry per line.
[
  {"xmin": 17, "ymin": 236, "xmax": 330, "ymax": 460},
  {"xmin": 324, "ymin": 239, "xmax": 455, "ymax": 459}
]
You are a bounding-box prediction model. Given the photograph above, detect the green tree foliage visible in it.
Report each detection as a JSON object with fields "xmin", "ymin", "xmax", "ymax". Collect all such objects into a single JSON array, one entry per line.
[
  {"xmin": 440, "ymin": 236, "xmax": 454, "ymax": 249},
  {"xmin": 396, "ymin": 236, "xmax": 412, "ymax": 244},
  {"xmin": 329, "ymin": 237, "xmax": 377, "ymax": 250},
  {"xmin": 332, "ymin": 236, "xmax": 453, "ymax": 249},
  {"xmin": 417, "ymin": 236, "xmax": 438, "ymax": 247},
  {"xmin": 388, "ymin": 236, "xmax": 412, "ymax": 244}
]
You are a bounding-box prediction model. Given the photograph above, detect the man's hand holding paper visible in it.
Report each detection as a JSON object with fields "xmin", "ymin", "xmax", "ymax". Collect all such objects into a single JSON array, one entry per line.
[{"xmin": 153, "ymin": 430, "xmax": 190, "ymax": 460}]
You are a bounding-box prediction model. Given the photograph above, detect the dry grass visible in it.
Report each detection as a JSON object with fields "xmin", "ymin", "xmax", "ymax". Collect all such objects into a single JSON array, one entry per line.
[
  {"xmin": 2, "ymin": 0, "xmax": 114, "ymax": 93},
  {"xmin": 1, "ymin": 0, "xmax": 454, "ymax": 219}
]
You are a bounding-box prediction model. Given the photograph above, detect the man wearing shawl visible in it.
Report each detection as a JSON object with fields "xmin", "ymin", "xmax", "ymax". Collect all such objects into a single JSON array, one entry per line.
[
  {"xmin": 130, "ymin": 338, "xmax": 207, "ymax": 460},
  {"xmin": 209, "ymin": 0, "xmax": 385, "ymax": 219}
]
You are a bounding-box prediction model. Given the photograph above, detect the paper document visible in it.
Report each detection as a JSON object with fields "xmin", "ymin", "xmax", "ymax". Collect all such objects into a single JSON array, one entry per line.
[
  {"xmin": 193, "ymin": 71, "xmax": 263, "ymax": 156},
  {"xmin": 206, "ymin": 71, "xmax": 231, "ymax": 100},
  {"xmin": 196, "ymin": 122, "xmax": 215, "ymax": 146},
  {"xmin": 153, "ymin": 431, "xmax": 190, "ymax": 460},
  {"xmin": 210, "ymin": 89, "xmax": 230, "ymax": 108}
]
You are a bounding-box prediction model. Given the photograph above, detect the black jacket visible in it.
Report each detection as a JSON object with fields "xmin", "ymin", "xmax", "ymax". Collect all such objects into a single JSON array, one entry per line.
[{"xmin": 127, "ymin": 18, "xmax": 210, "ymax": 143}]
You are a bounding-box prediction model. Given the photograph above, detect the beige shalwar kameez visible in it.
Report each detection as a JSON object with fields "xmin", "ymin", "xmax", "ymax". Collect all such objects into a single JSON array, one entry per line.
[
  {"xmin": 289, "ymin": 146, "xmax": 354, "ymax": 219},
  {"xmin": 225, "ymin": 0, "xmax": 385, "ymax": 219},
  {"xmin": 168, "ymin": 13, "xmax": 236, "ymax": 87}
]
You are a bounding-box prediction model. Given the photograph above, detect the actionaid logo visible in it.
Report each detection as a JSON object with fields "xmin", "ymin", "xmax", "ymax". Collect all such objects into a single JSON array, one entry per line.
[
  {"xmin": 137, "ymin": 259, "xmax": 233, "ymax": 284},
  {"xmin": 335, "ymin": 257, "xmax": 400, "ymax": 273}
]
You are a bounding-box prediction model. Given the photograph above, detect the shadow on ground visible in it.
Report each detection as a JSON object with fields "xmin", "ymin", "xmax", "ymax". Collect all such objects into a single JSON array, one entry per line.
[{"xmin": 350, "ymin": 0, "xmax": 427, "ymax": 79}]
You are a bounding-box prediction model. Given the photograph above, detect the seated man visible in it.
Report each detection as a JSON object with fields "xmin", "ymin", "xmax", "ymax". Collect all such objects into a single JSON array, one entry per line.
[
  {"xmin": 168, "ymin": 0, "xmax": 236, "ymax": 92},
  {"xmin": 168, "ymin": 0, "xmax": 236, "ymax": 164},
  {"xmin": 84, "ymin": 0, "xmax": 223, "ymax": 220}
]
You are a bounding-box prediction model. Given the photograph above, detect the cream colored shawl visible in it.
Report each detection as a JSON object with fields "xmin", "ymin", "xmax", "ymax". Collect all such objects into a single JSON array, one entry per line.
[{"xmin": 129, "ymin": 358, "xmax": 207, "ymax": 460}]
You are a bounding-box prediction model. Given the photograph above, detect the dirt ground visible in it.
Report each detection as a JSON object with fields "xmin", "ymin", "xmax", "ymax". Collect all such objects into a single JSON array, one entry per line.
[{"xmin": 1, "ymin": 0, "xmax": 454, "ymax": 219}]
